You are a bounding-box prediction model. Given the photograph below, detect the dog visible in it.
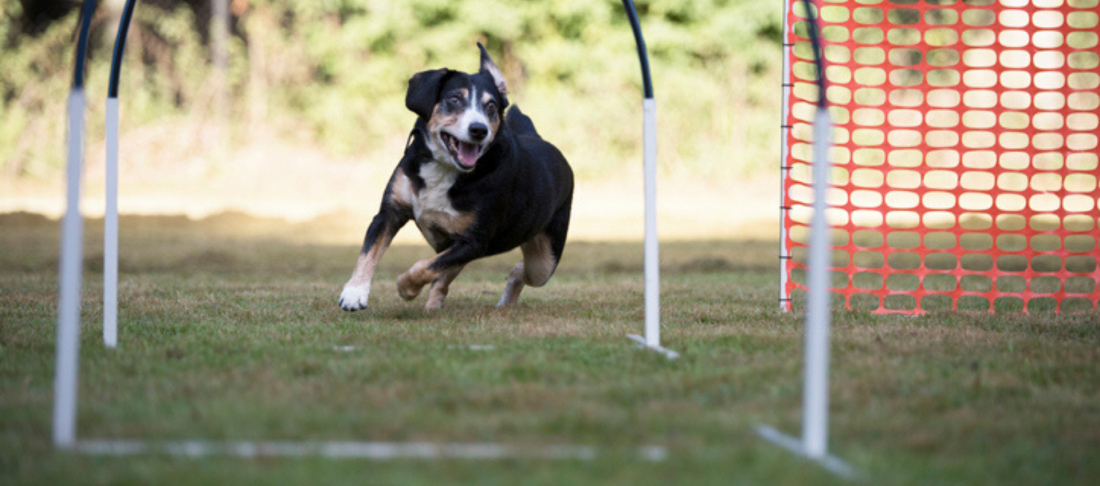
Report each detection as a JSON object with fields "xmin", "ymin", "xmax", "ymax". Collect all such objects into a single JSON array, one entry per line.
[{"xmin": 339, "ymin": 44, "xmax": 573, "ymax": 311}]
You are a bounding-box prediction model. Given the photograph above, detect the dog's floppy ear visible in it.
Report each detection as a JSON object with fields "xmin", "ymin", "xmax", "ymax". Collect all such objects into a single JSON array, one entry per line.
[
  {"xmin": 406, "ymin": 68, "xmax": 451, "ymax": 120},
  {"xmin": 478, "ymin": 43, "xmax": 508, "ymax": 95}
]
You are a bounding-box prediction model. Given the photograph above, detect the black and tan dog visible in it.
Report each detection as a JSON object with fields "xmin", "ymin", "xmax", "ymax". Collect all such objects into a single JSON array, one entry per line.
[{"xmin": 339, "ymin": 44, "xmax": 573, "ymax": 311}]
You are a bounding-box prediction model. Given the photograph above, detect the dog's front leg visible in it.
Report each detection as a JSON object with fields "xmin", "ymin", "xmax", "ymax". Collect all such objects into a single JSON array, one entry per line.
[
  {"xmin": 397, "ymin": 240, "xmax": 485, "ymax": 305},
  {"xmin": 339, "ymin": 207, "xmax": 408, "ymax": 311}
]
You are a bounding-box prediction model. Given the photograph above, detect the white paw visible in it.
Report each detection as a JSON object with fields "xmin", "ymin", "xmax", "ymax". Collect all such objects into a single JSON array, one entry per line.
[{"xmin": 339, "ymin": 283, "xmax": 371, "ymax": 311}]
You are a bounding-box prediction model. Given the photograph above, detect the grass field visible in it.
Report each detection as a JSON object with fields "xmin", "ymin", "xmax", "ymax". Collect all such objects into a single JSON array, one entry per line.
[{"xmin": 1, "ymin": 212, "xmax": 1098, "ymax": 485}]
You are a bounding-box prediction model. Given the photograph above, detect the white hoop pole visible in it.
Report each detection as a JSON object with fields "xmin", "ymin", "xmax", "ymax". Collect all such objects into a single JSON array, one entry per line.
[
  {"xmin": 106, "ymin": 0, "xmax": 138, "ymax": 348},
  {"xmin": 802, "ymin": 107, "xmax": 834, "ymax": 458},
  {"xmin": 643, "ymin": 98, "xmax": 659, "ymax": 347},
  {"xmin": 757, "ymin": 108, "xmax": 852, "ymax": 478},
  {"xmin": 622, "ymin": 0, "xmax": 674, "ymax": 359},
  {"xmin": 55, "ymin": 0, "xmax": 97, "ymax": 448},
  {"xmin": 54, "ymin": 88, "xmax": 86, "ymax": 448},
  {"xmin": 766, "ymin": 0, "xmax": 857, "ymax": 475},
  {"xmin": 104, "ymin": 97, "xmax": 119, "ymax": 348}
]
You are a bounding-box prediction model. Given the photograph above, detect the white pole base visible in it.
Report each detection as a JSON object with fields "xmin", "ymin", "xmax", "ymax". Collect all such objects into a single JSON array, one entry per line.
[
  {"xmin": 73, "ymin": 439, "xmax": 667, "ymax": 461},
  {"xmin": 627, "ymin": 334, "xmax": 679, "ymax": 360},
  {"xmin": 755, "ymin": 425, "xmax": 859, "ymax": 479}
]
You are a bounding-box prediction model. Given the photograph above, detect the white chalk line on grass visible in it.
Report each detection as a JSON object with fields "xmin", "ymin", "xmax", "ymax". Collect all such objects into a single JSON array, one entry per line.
[
  {"xmin": 332, "ymin": 345, "xmax": 496, "ymax": 353},
  {"xmin": 75, "ymin": 439, "xmax": 668, "ymax": 461},
  {"xmin": 446, "ymin": 344, "xmax": 495, "ymax": 351}
]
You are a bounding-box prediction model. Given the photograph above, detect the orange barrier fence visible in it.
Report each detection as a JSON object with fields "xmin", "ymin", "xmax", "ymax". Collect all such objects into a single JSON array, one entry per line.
[{"xmin": 781, "ymin": 0, "xmax": 1100, "ymax": 313}]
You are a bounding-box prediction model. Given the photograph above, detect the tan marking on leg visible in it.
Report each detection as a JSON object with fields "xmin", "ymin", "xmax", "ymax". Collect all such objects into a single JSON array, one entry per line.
[
  {"xmin": 339, "ymin": 233, "xmax": 395, "ymax": 310},
  {"xmin": 397, "ymin": 258, "xmax": 442, "ymax": 301},
  {"xmin": 497, "ymin": 234, "xmax": 559, "ymax": 307},
  {"xmin": 348, "ymin": 241, "xmax": 387, "ymax": 286},
  {"xmin": 520, "ymin": 233, "xmax": 557, "ymax": 287},
  {"xmin": 497, "ymin": 263, "xmax": 526, "ymax": 307},
  {"xmin": 389, "ymin": 171, "xmax": 415, "ymax": 207},
  {"xmin": 425, "ymin": 264, "xmax": 465, "ymax": 310}
]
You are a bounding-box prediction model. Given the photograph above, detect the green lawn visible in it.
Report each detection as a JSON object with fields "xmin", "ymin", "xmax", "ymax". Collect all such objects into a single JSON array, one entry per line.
[{"xmin": 1, "ymin": 213, "xmax": 1098, "ymax": 485}]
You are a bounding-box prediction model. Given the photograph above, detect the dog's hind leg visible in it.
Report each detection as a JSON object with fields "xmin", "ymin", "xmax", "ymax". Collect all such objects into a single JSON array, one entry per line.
[
  {"xmin": 498, "ymin": 196, "xmax": 571, "ymax": 307},
  {"xmin": 497, "ymin": 233, "xmax": 561, "ymax": 307},
  {"xmin": 425, "ymin": 264, "xmax": 466, "ymax": 310},
  {"xmin": 497, "ymin": 263, "xmax": 527, "ymax": 307}
]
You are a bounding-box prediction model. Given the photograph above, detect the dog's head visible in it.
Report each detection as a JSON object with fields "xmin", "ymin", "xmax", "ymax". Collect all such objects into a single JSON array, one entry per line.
[{"xmin": 406, "ymin": 44, "xmax": 510, "ymax": 172}]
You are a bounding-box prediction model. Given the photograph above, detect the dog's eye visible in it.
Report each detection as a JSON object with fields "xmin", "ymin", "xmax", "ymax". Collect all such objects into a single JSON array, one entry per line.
[
  {"xmin": 447, "ymin": 95, "xmax": 462, "ymax": 107},
  {"xmin": 484, "ymin": 101, "xmax": 496, "ymax": 112}
]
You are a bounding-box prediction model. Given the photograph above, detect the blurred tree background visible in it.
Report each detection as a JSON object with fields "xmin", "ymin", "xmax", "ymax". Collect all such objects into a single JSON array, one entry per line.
[{"xmin": 1, "ymin": 0, "xmax": 782, "ymax": 185}]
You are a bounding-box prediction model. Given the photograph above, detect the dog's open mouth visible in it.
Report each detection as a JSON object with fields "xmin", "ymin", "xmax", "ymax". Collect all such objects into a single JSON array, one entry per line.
[{"xmin": 441, "ymin": 132, "xmax": 482, "ymax": 170}]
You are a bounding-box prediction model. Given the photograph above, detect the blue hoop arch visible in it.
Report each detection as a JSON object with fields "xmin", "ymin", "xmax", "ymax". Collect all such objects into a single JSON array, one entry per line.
[{"xmin": 105, "ymin": 2, "xmax": 652, "ymax": 101}]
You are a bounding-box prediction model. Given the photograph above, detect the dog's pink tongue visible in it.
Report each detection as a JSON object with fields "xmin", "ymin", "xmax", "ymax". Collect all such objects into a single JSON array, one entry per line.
[{"xmin": 457, "ymin": 142, "xmax": 479, "ymax": 168}]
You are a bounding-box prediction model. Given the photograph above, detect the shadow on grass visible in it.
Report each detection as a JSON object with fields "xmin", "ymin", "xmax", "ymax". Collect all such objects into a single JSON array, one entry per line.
[{"xmin": 0, "ymin": 211, "xmax": 778, "ymax": 278}]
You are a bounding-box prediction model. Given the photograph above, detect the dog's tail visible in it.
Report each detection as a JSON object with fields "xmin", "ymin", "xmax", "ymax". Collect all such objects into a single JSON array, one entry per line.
[{"xmin": 506, "ymin": 105, "xmax": 540, "ymax": 138}]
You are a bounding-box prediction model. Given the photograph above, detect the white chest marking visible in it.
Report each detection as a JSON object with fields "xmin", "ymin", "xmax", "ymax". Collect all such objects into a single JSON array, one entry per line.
[
  {"xmin": 413, "ymin": 162, "xmax": 471, "ymax": 250},
  {"xmin": 413, "ymin": 162, "xmax": 460, "ymax": 220}
]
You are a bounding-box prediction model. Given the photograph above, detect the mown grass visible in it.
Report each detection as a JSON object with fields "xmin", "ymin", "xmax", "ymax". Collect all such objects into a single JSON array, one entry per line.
[{"xmin": 1, "ymin": 213, "xmax": 1098, "ymax": 485}]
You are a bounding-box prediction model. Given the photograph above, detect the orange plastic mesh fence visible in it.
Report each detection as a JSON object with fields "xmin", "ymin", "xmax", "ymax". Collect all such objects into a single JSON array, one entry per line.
[{"xmin": 781, "ymin": 0, "xmax": 1100, "ymax": 314}]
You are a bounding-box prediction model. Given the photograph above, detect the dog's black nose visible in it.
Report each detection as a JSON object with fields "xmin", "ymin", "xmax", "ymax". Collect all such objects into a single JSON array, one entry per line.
[{"xmin": 468, "ymin": 123, "xmax": 489, "ymax": 142}]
